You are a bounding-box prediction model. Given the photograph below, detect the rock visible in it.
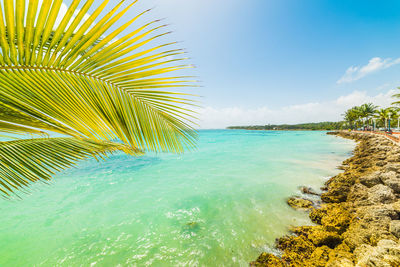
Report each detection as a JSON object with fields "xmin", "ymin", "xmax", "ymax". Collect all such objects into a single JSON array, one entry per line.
[
  {"xmin": 326, "ymin": 258, "xmax": 354, "ymax": 267},
  {"xmin": 310, "ymin": 207, "xmax": 326, "ymax": 224},
  {"xmin": 387, "ymin": 154, "xmax": 400, "ymax": 162},
  {"xmin": 342, "ymin": 221, "xmax": 372, "ymax": 251},
  {"xmin": 182, "ymin": 221, "xmax": 200, "ymax": 232},
  {"xmin": 342, "ymin": 205, "xmax": 398, "ymax": 250},
  {"xmin": 292, "ymin": 226, "xmax": 342, "ymax": 248},
  {"xmin": 354, "ymin": 239, "xmax": 400, "ymax": 267},
  {"xmin": 389, "ymin": 220, "xmax": 400, "ymax": 238},
  {"xmin": 307, "ymin": 227, "xmax": 342, "ymax": 248},
  {"xmin": 326, "ymin": 249, "xmax": 355, "ymax": 267},
  {"xmin": 367, "ymin": 184, "xmax": 396, "ymax": 204},
  {"xmin": 380, "ymin": 171, "xmax": 398, "ymax": 184},
  {"xmin": 353, "ymin": 244, "xmax": 379, "ymax": 267},
  {"xmin": 252, "ymin": 132, "xmax": 400, "ymax": 266},
  {"xmin": 249, "ymin": 252, "xmax": 285, "ymax": 267},
  {"xmin": 300, "ymin": 186, "xmax": 320, "ymax": 196},
  {"xmin": 382, "ymin": 178, "xmax": 400, "ymax": 193},
  {"xmin": 320, "ymin": 204, "xmax": 352, "ymax": 234},
  {"xmin": 359, "ymin": 205, "xmax": 399, "ymax": 222},
  {"xmin": 277, "ymin": 235, "xmax": 315, "ymax": 265},
  {"xmin": 322, "ymin": 173, "xmax": 354, "ymax": 203},
  {"xmin": 376, "ymin": 161, "xmax": 386, "ymax": 167},
  {"xmin": 359, "ymin": 171, "xmax": 381, "ymax": 187},
  {"xmin": 185, "ymin": 221, "xmax": 199, "ymax": 229},
  {"xmin": 287, "ymin": 196, "xmax": 313, "ymax": 210},
  {"xmin": 391, "ymin": 200, "xmax": 400, "ymax": 213},
  {"xmin": 347, "ymin": 183, "xmax": 369, "ymax": 205},
  {"xmin": 337, "ymin": 165, "xmax": 346, "ymax": 170},
  {"xmin": 384, "ymin": 163, "xmax": 400, "ymax": 174},
  {"xmin": 320, "ymin": 186, "xmax": 328, "ymax": 191},
  {"xmin": 308, "ymin": 245, "xmax": 331, "ymax": 267}
]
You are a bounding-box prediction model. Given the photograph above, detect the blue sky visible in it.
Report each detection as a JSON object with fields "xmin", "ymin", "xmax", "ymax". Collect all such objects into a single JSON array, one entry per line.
[{"xmin": 61, "ymin": 0, "xmax": 400, "ymax": 127}]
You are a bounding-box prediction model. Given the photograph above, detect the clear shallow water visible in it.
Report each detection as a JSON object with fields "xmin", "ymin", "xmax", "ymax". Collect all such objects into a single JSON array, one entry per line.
[{"xmin": 0, "ymin": 130, "xmax": 354, "ymax": 266}]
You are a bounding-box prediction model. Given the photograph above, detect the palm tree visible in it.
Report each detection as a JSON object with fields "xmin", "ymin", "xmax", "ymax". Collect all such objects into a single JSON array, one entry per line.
[
  {"xmin": 391, "ymin": 91, "xmax": 400, "ymax": 129},
  {"xmin": 375, "ymin": 108, "xmax": 392, "ymax": 129},
  {"xmin": 359, "ymin": 103, "xmax": 378, "ymax": 129},
  {"xmin": 386, "ymin": 107, "xmax": 400, "ymax": 130},
  {"xmin": 0, "ymin": 1, "xmax": 197, "ymax": 198},
  {"xmin": 343, "ymin": 106, "xmax": 362, "ymax": 130}
]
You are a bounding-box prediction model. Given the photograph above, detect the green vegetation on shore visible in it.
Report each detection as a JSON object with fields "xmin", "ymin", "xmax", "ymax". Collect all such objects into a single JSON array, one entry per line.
[
  {"xmin": 229, "ymin": 93, "xmax": 400, "ymax": 131},
  {"xmin": 343, "ymin": 103, "xmax": 399, "ymax": 130},
  {"xmin": 227, "ymin": 122, "xmax": 345, "ymax": 131}
]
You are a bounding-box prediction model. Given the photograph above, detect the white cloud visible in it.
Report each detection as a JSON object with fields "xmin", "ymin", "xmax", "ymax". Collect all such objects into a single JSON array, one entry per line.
[
  {"xmin": 196, "ymin": 89, "xmax": 397, "ymax": 129},
  {"xmin": 337, "ymin": 57, "xmax": 400, "ymax": 84}
]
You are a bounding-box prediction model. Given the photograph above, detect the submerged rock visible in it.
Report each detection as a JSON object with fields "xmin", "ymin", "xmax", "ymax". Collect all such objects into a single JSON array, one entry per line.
[
  {"xmin": 183, "ymin": 221, "xmax": 200, "ymax": 232},
  {"xmin": 300, "ymin": 186, "xmax": 320, "ymax": 196}
]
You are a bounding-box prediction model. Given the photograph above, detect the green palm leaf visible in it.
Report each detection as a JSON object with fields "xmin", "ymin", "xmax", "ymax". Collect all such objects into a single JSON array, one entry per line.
[
  {"xmin": 0, "ymin": 0, "xmax": 197, "ymax": 197},
  {"xmin": 0, "ymin": 137, "xmax": 142, "ymax": 198}
]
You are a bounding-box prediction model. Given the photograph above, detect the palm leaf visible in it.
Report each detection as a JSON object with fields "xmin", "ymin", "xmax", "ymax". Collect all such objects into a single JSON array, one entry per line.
[
  {"xmin": 0, "ymin": 0, "xmax": 197, "ymax": 150},
  {"xmin": 0, "ymin": 137, "xmax": 142, "ymax": 198},
  {"xmin": 0, "ymin": 0, "xmax": 198, "ymax": 197}
]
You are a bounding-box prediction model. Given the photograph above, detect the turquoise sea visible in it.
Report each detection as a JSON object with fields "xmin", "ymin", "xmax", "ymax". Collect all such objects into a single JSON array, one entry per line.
[{"xmin": 0, "ymin": 130, "xmax": 354, "ymax": 266}]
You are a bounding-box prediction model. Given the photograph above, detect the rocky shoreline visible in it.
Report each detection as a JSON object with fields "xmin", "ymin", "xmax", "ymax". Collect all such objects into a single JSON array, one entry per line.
[{"xmin": 251, "ymin": 131, "xmax": 400, "ymax": 266}]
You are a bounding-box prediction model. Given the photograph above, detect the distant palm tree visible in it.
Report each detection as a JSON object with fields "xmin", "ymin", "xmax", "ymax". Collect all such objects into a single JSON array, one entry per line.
[
  {"xmin": 343, "ymin": 106, "xmax": 362, "ymax": 129},
  {"xmin": 359, "ymin": 103, "xmax": 378, "ymax": 128},
  {"xmin": 0, "ymin": 1, "xmax": 197, "ymax": 198},
  {"xmin": 375, "ymin": 108, "xmax": 392, "ymax": 129},
  {"xmin": 389, "ymin": 108, "xmax": 400, "ymax": 130}
]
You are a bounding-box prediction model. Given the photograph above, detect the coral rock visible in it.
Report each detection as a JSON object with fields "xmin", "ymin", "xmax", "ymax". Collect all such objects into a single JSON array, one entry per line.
[
  {"xmin": 287, "ymin": 196, "xmax": 313, "ymax": 210},
  {"xmin": 367, "ymin": 184, "xmax": 396, "ymax": 204},
  {"xmin": 389, "ymin": 220, "xmax": 400, "ymax": 238},
  {"xmin": 249, "ymin": 252, "xmax": 285, "ymax": 267}
]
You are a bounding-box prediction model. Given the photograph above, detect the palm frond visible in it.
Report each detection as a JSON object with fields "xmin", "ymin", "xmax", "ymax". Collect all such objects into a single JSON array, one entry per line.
[
  {"xmin": 0, "ymin": 137, "xmax": 142, "ymax": 198},
  {"xmin": 0, "ymin": 0, "xmax": 198, "ymax": 198},
  {"xmin": 0, "ymin": 0, "xmax": 197, "ymax": 152}
]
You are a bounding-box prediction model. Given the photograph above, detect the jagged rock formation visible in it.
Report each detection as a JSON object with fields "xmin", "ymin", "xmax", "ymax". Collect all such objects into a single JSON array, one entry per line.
[{"xmin": 251, "ymin": 131, "xmax": 400, "ymax": 266}]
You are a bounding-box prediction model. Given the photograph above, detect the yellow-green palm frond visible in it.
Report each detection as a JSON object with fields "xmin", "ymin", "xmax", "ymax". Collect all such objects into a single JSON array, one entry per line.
[
  {"xmin": 0, "ymin": 137, "xmax": 143, "ymax": 198},
  {"xmin": 0, "ymin": 0, "xmax": 198, "ymax": 198},
  {"xmin": 0, "ymin": 0, "xmax": 197, "ymax": 152}
]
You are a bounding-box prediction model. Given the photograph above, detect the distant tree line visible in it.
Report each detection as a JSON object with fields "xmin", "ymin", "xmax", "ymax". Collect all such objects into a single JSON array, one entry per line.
[
  {"xmin": 227, "ymin": 122, "xmax": 345, "ymax": 131},
  {"xmin": 228, "ymin": 89, "xmax": 400, "ymax": 131}
]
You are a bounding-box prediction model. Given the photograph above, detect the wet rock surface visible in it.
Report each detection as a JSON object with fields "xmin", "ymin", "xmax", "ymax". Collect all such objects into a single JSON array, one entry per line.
[
  {"xmin": 287, "ymin": 196, "xmax": 314, "ymax": 210},
  {"xmin": 300, "ymin": 186, "xmax": 321, "ymax": 196},
  {"xmin": 251, "ymin": 131, "xmax": 400, "ymax": 266}
]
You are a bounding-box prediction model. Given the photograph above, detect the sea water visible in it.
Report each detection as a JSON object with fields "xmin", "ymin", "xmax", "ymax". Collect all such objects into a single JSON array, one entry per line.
[{"xmin": 0, "ymin": 130, "xmax": 354, "ymax": 266}]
